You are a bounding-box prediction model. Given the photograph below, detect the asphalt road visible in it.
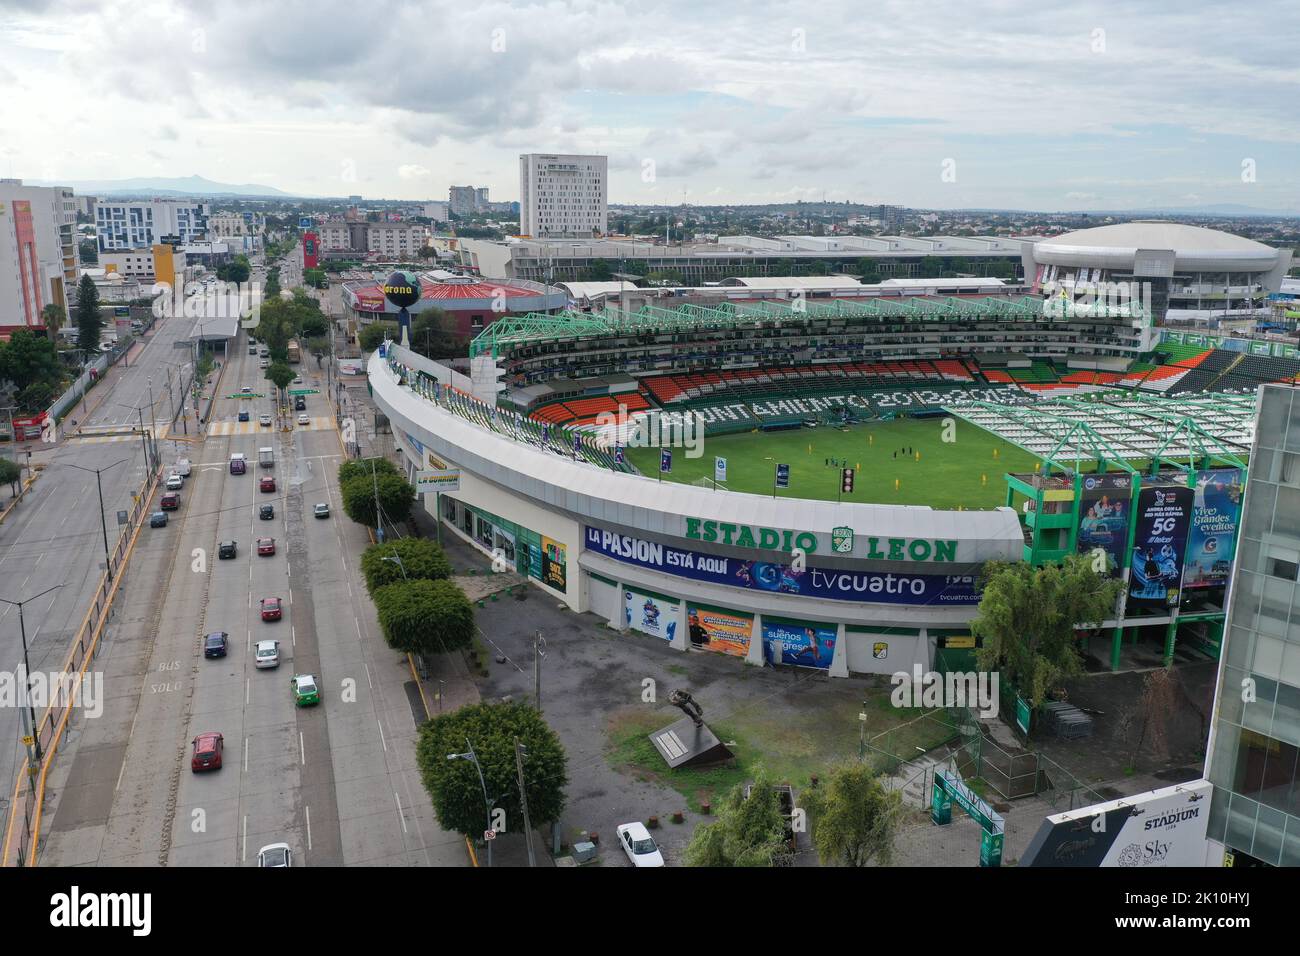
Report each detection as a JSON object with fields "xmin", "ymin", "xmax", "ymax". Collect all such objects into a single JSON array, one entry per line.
[{"xmin": 38, "ymin": 333, "xmax": 460, "ymax": 866}]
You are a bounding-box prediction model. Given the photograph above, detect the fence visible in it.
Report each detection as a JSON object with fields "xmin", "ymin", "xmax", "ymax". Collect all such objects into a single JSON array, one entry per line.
[
  {"xmin": 47, "ymin": 351, "xmax": 113, "ymax": 422},
  {"xmin": 1, "ymin": 460, "xmax": 162, "ymax": 867}
]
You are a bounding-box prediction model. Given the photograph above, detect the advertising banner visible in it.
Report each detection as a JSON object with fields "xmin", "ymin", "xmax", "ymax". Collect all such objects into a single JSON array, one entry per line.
[
  {"xmin": 686, "ymin": 604, "xmax": 752, "ymax": 657},
  {"xmin": 1075, "ymin": 473, "xmax": 1134, "ymax": 577},
  {"xmin": 585, "ymin": 526, "xmax": 978, "ymax": 607},
  {"xmin": 1182, "ymin": 468, "xmax": 1243, "ymax": 590},
  {"xmin": 762, "ymin": 618, "xmax": 836, "ymax": 669},
  {"xmin": 414, "ymin": 469, "xmax": 461, "ymax": 494},
  {"xmin": 1127, "ymin": 485, "xmax": 1194, "ymax": 609},
  {"xmin": 624, "ymin": 589, "xmax": 679, "ymax": 642},
  {"xmin": 541, "ymin": 536, "xmax": 567, "ymax": 593}
]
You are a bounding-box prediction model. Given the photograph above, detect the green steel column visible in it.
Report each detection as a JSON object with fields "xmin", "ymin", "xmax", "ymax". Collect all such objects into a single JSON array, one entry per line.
[
  {"xmin": 1163, "ymin": 618, "xmax": 1178, "ymax": 667},
  {"xmin": 1111, "ymin": 625, "xmax": 1123, "ymax": 672}
]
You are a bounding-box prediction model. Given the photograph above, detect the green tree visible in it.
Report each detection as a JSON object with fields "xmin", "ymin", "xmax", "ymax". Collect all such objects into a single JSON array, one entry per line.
[
  {"xmin": 801, "ymin": 762, "xmax": 901, "ymax": 866},
  {"xmin": 684, "ymin": 771, "xmax": 793, "ymax": 867},
  {"xmin": 415, "ymin": 701, "xmax": 568, "ymax": 837},
  {"xmin": 41, "ymin": 303, "xmax": 66, "ymax": 340},
  {"xmin": 0, "ymin": 329, "xmax": 62, "ymax": 393},
  {"xmin": 75, "ymin": 274, "xmax": 103, "ymax": 356},
  {"xmin": 410, "ymin": 308, "xmax": 467, "ymax": 360},
  {"xmin": 17, "ymin": 381, "xmax": 56, "ymax": 413},
  {"xmin": 299, "ymin": 313, "xmax": 329, "ymax": 338},
  {"xmin": 303, "ymin": 335, "xmax": 329, "ymax": 367},
  {"xmin": 338, "ymin": 456, "xmax": 398, "ymax": 484},
  {"xmin": 972, "ymin": 554, "xmax": 1123, "ymax": 707},
  {"xmin": 340, "ymin": 471, "xmax": 416, "ymax": 528},
  {"xmin": 264, "ymin": 361, "xmax": 294, "ymax": 409},
  {"xmin": 78, "ymin": 238, "xmax": 98, "ymax": 265},
  {"xmin": 360, "ymin": 537, "xmax": 452, "ymax": 594},
  {"xmin": 372, "ymin": 578, "xmax": 473, "ymax": 655},
  {"xmin": 359, "ymin": 321, "xmax": 399, "ymax": 351},
  {"xmin": 0, "ymin": 458, "xmax": 21, "ymax": 497},
  {"xmin": 217, "ymin": 255, "xmax": 251, "ymax": 283}
]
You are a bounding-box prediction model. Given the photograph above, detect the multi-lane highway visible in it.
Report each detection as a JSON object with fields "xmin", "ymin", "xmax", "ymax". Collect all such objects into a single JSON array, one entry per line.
[{"xmin": 37, "ymin": 328, "xmax": 459, "ymax": 866}]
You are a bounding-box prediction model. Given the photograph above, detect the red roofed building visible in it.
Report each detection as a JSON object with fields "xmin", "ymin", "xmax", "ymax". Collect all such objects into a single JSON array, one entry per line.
[{"xmin": 341, "ymin": 271, "xmax": 567, "ymax": 338}]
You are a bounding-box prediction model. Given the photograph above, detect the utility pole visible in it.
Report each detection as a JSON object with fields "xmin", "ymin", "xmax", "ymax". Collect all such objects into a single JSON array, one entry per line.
[
  {"xmin": 62, "ymin": 458, "xmax": 129, "ymax": 580},
  {"xmin": 533, "ymin": 631, "xmax": 545, "ymax": 712},
  {"xmin": 370, "ymin": 455, "xmax": 382, "ymax": 542},
  {"xmin": 0, "ymin": 584, "xmax": 65, "ymax": 763},
  {"xmin": 514, "ymin": 738, "xmax": 536, "ymax": 867}
]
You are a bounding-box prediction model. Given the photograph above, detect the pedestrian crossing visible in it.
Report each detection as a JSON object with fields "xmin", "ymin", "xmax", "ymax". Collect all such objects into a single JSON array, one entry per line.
[{"xmin": 207, "ymin": 416, "xmax": 334, "ymax": 437}]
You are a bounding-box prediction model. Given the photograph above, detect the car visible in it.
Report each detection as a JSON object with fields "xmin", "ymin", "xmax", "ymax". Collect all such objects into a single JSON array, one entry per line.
[
  {"xmin": 218, "ymin": 540, "xmax": 237, "ymax": 559},
  {"xmin": 257, "ymin": 843, "xmax": 293, "ymax": 867},
  {"xmin": 313, "ymin": 502, "xmax": 330, "ymax": 519},
  {"xmin": 297, "ymin": 413, "xmax": 309, "ymax": 425},
  {"xmin": 165, "ymin": 474, "xmax": 183, "ymax": 491},
  {"xmin": 257, "ymin": 537, "xmax": 276, "ymax": 556},
  {"xmin": 191, "ymin": 732, "xmax": 224, "ymax": 772},
  {"xmin": 293, "ymin": 375, "xmax": 302, "ymax": 384},
  {"xmin": 238, "ymin": 410, "xmax": 250, "ymax": 422},
  {"xmin": 259, "ymin": 360, "xmax": 269, "ymax": 369},
  {"xmin": 260, "ymin": 476, "xmax": 276, "ymax": 492},
  {"xmin": 254, "ymin": 640, "xmax": 280, "ymax": 669},
  {"xmin": 160, "ymin": 491, "xmax": 179, "ymax": 510},
  {"xmin": 260, "ymin": 597, "xmax": 282, "ymax": 621},
  {"xmin": 230, "ymin": 454, "xmax": 247, "ymax": 475},
  {"xmin": 259, "ymin": 503, "xmax": 275, "ymax": 520},
  {"xmin": 290, "ymin": 674, "xmax": 320, "ymax": 707},
  {"xmin": 615, "ymin": 822, "xmax": 665, "ymax": 867},
  {"xmin": 259, "ymin": 348, "xmax": 269, "ymax": 357},
  {"xmin": 259, "ymin": 414, "xmax": 272, "ymax": 427},
  {"xmin": 203, "ymin": 631, "xmax": 228, "ymax": 658},
  {"xmin": 149, "ymin": 511, "xmax": 168, "ymax": 528},
  {"xmin": 294, "ymin": 397, "xmax": 306, "ymax": 411},
  {"xmin": 241, "ymin": 385, "xmax": 253, "ymax": 394},
  {"xmin": 249, "ymin": 345, "xmax": 257, "ymax": 354}
]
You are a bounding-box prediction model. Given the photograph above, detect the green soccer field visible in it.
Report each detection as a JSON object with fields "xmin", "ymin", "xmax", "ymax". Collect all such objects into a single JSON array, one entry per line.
[{"xmin": 624, "ymin": 417, "xmax": 1046, "ymax": 510}]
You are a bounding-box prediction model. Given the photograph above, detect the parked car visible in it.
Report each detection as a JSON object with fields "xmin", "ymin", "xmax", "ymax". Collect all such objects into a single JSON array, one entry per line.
[
  {"xmin": 218, "ymin": 540, "xmax": 237, "ymax": 559},
  {"xmin": 259, "ymin": 504, "xmax": 275, "ymax": 520},
  {"xmin": 165, "ymin": 474, "xmax": 184, "ymax": 491},
  {"xmin": 149, "ymin": 511, "xmax": 168, "ymax": 528},
  {"xmin": 313, "ymin": 502, "xmax": 330, "ymax": 519},
  {"xmin": 203, "ymin": 632, "xmax": 228, "ymax": 658},
  {"xmin": 160, "ymin": 491, "xmax": 179, "ymax": 510},
  {"xmin": 257, "ymin": 843, "xmax": 292, "ymax": 867},
  {"xmin": 260, "ymin": 597, "xmax": 282, "ymax": 621},
  {"xmin": 257, "ymin": 537, "xmax": 276, "ymax": 556},
  {"xmin": 191, "ymin": 732, "xmax": 224, "ymax": 772},
  {"xmin": 297, "ymin": 413, "xmax": 309, "ymax": 426},
  {"xmin": 616, "ymin": 822, "xmax": 665, "ymax": 867},
  {"xmin": 254, "ymin": 640, "xmax": 280, "ymax": 669},
  {"xmin": 260, "ymin": 476, "xmax": 276, "ymax": 493},
  {"xmin": 259, "ymin": 360, "xmax": 269, "ymax": 369},
  {"xmin": 290, "ymin": 674, "xmax": 320, "ymax": 707},
  {"xmin": 238, "ymin": 410, "xmax": 250, "ymax": 422}
]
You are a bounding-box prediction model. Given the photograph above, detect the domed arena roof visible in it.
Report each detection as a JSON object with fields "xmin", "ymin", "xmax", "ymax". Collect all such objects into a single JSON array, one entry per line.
[{"xmin": 1030, "ymin": 221, "xmax": 1283, "ymax": 272}]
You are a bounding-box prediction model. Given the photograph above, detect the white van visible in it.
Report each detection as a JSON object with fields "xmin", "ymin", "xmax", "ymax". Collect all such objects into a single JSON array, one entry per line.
[{"xmin": 175, "ymin": 458, "xmax": 192, "ymax": 478}]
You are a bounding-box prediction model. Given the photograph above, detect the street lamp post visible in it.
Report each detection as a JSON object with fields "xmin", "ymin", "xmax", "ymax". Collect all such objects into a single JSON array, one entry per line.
[
  {"xmin": 0, "ymin": 584, "xmax": 66, "ymax": 764},
  {"xmin": 61, "ymin": 458, "xmax": 130, "ymax": 579},
  {"xmin": 447, "ymin": 738, "xmax": 496, "ymax": 868}
]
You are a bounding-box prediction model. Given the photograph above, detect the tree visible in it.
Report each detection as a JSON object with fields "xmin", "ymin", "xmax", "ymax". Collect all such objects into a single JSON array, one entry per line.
[
  {"xmin": 75, "ymin": 274, "xmax": 103, "ymax": 356},
  {"xmin": 684, "ymin": 771, "xmax": 793, "ymax": 867},
  {"xmin": 338, "ymin": 456, "xmax": 398, "ymax": 485},
  {"xmin": 303, "ymin": 335, "xmax": 329, "ymax": 367},
  {"xmin": 972, "ymin": 554, "xmax": 1123, "ymax": 708},
  {"xmin": 415, "ymin": 701, "xmax": 568, "ymax": 837},
  {"xmin": 217, "ymin": 255, "xmax": 251, "ymax": 283},
  {"xmin": 299, "ymin": 313, "xmax": 329, "ymax": 339},
  {"xmin": 801, "ymin": 762, "xmax": 901, "ymax": 866},
  {"xmin": 373, "ymin": 578, "xmax": 474, "ymax": 655},
  {"xmin": 360, "ymin": 537, "xmax": 452, "ymax": 594},
  {"xmin": 0, "ymin": 458, "xmax": 21, "ymax": 497},
  {"xmin": 410, "ymin": 308, "xmax": 468, "ymax": 360},
  {"xmin": 17, "ymin": 381, "xmax": 56, "ymax": 413},
  {"xmin": 359, "ymin": 321, "xmax": 399, "ymax": 351},
  {"xmin": 264, "ymin": 361, "xmax": 294, "ymax": 409},
  {"xmin": 41, "ymin": 303, "xmax": 66, "ymax": 340},
  {"xmin": 0, "ymin": 329, "xmax": 62, "ymax": 394},
  {"xmin": 340, "ymin": 471, "xmax": 416, "ymax": 528}
]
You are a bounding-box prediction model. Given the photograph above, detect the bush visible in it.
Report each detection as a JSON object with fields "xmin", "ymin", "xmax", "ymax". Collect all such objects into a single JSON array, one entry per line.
[
  {"xmin": 360, "ymin": 537, "xmax": 452, "ymax": 594},
  {"xmin": 341, "ymin": 472, "xmax": 417, "ymax": 528},
  {"xmin": 338, "ymin": 456, "xmax": 398, "ymax": 485},
  {"xmin": 373, "ymin": 578, "xmax": 474, "ymax": 655}
]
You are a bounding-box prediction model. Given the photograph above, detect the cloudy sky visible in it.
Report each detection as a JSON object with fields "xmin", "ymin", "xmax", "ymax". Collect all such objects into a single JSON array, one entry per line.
[{"xmin": 1, "ymin": 0, "xmax": 1298, "ymax": 211}]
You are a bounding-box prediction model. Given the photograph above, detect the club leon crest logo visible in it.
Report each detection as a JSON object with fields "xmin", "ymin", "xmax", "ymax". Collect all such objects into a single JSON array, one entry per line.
[{"xmin": 831, "ymin": 526, "xmax": 854, "ymax": 554}]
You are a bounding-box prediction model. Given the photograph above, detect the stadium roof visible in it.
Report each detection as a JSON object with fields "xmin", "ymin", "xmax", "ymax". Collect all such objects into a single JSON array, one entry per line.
[
  {"xmin": 719, "ymin": 275, "xmax": 865, "ymax": 290},
  {"xmin": 1037, "ymin": 221, "xmax": 1274, "ymax": 256}
]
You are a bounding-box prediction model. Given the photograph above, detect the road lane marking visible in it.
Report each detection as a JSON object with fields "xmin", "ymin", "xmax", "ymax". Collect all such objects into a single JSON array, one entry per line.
[
  {"xmin": 245, "ymin": 678, "xmax": 250, "ymax": 706},
  {"xmin": 364, "ymin": 663, "xmax": 372, "ymax": 690},
  {"xmin": 299, "ymin": 731, "xmax": 305, "ymax": 766},
  {"xmin": 291, "ymin": 625, "xmax": 295, "ymax": 648},
  {"xmin": 306, "ymin": 805, "xmax": 312, "ymax": 850},
  {"xmin": 355, "ymin": 618, "xmax": 362, "ymax": 641},
  {"xmin": 395, "ymin": 792, "xmax": 407, "ymax": 834},
  {"xmin": 242, "ymin": 815, "xmax": 247, "ymax": 863},
  {"xmin": 377, "ymin": 718, "xmax": 387, "ymax": 753}
]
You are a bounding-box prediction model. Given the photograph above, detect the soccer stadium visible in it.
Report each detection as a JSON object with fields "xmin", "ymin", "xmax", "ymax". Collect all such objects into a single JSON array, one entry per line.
[{"xmin": 367, "ymin": 224, "xmax": 1298, "ymax": 679}]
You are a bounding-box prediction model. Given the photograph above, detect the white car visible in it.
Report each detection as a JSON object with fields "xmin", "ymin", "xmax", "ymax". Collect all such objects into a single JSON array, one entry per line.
[
  {"xmin": 259, "ymin": 360, "xmax": 269, "ymax": 369},
  {"xmin": 297, "ymin": 413, "xmax": 309, "ymax": 425},
  {"xmin": 165, "ymin": 474, "xmax": 184, "ymax": 491},
  {"xmin": 254, "ymin": 640, "xmax": 280, "ymax": 669},
  {"xmin": 259, "ymin": 414, "xmax": 272, "ymax": 427},
  {"xmin": 615, "ymin": 822, "xmax": 664, "ymax": 867},
  {"xmin": 257, "ymin": 843, "xmax": 292, "ymax": 867}
]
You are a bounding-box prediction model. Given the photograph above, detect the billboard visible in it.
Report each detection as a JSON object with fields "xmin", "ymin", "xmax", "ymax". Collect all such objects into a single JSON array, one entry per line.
[
  {"xmin": 624, "ymin": 589, "xmax": 679, "ymax": 642},
  {"xmin": 1021, "ymin": 780, "xmax": 1211, "ymax": 867},
  {"xmin": 1127, "ymin": 485, "xmax": 1194, "ymax": 609},
  {"xmin": 302, "ymin": 231, "xmax": 319, "ymax": 269},
  {"xmin": 762, "ymin": 618, "xmax": 836, "ymax": 670},
  {"xmin": 1181, "ymin": 469, "xmax": 1243, "ymax": 591},
  {"xmin": 414, "ymin": 469, "xmax": 461, "ymax": 494},
  {"xmin": 686, "ymin": 604, "xmax": 752, "ymax": 657},
  {"xmin": 584, "ymin": 526, "xmax": 979, "ymax": 607},
  {"xmin": 540, "ymin": 536, "xmax": 566, "ymax": 593},
  {"xmin": 1075, "ymin": 473, "xmax": 1133, "ymax": 577}
]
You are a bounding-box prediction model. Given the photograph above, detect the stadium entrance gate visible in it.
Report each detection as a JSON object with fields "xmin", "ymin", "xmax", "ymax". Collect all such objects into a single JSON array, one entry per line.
[{"xmin": 931, "ymin": 769, "xmax": 1005, "ymax": 867}]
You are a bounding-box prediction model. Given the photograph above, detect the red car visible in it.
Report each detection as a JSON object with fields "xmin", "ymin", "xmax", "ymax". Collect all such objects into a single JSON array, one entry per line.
[
  {"xmin": 257, "ymin": 537, "xmax": 276, "ymax": 556},
  {"xmin": 191, "ymin": 732, "xmax": 224, "ymax": 772},
  {"xmin": 260, "ymin": 597, "xmax": 282, "ymax": 621},
  {"xmin": 260, "ymin": 476, "xmax": 276, "ymax": 493},
  {"xmin": 160, "ymin": 491, "xmax": 180, "ymax": 510}
]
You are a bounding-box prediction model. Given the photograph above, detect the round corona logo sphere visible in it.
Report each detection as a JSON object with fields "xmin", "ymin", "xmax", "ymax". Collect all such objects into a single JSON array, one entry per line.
[{"xmin": 382, "ymin": 270, "xmax": 421, "ymax": 309}]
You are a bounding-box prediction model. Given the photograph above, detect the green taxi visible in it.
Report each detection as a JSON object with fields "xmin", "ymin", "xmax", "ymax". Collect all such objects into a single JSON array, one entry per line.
[{"xmin": 290, "ymin": 674, "xmax": 320, "ymax": 707}]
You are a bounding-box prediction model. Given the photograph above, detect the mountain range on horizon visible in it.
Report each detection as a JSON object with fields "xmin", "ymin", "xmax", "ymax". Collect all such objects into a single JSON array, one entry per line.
[{"xmin": 22, "ymin": 174, "xmax": 304, "ymax": 198}]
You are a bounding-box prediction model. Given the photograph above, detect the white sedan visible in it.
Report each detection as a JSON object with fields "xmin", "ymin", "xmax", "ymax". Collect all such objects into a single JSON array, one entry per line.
[
  {"xmin": 257, "ymin": 843, "xmax": 292, "ymax": 867},
  {"xmin": 254, "ymin": 640, "xmax": 280, "ymax": 669},
  {"xmin": 615, "ymin": 822, "xmax": 664, "ymax": 867},
  {"xmin": 297, "ymin": 413, "xmax": 309, "ymax": 425}
]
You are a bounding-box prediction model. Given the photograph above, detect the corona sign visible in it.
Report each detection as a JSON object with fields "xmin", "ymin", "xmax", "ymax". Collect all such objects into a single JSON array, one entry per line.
[{"xmin": 382, "ymin": 271, "xmax": 421, "ymax": 310}]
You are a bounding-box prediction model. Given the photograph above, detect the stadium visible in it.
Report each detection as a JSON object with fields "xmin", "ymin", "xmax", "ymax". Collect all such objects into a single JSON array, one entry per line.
[{"xmin": 367, "ymin": 224, "xmax": 1298, "ymax": 679}]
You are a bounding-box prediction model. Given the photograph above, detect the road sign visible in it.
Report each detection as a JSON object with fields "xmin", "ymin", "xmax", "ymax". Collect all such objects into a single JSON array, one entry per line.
[
  {"xmin": 288, "ymin": 389, "xmax": 319, "ymax": 395},
  {"xmin": 483, "ymin": 829, "xmax": 496, "ymax": 842}
]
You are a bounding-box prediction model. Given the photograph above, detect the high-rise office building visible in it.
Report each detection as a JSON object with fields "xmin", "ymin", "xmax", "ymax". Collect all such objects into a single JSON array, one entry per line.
[
  {"xmin": 94, "ymin": 199, "xmax": 209, "ymax": 251},
  {"xmin": 449, "ymin": 186, "xmax": 478, "ymax": 217},
  {"xmin": 0, "ymin": 179, "xmax": 77, "ymax": 329},
  {"xmin": 518, "ymin": 153, "xmax": 607, "ymax": 239},
  {"xmin": 1204, "ymin": 382, "xmax": 1300, "ymax": 867}
]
